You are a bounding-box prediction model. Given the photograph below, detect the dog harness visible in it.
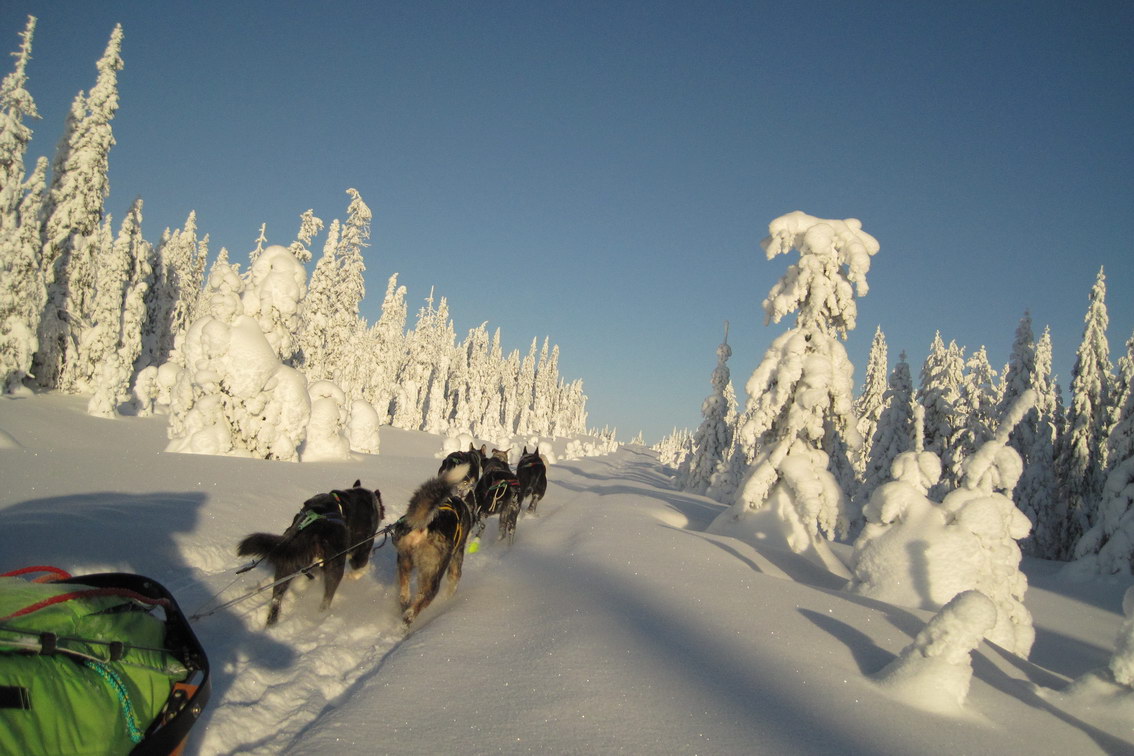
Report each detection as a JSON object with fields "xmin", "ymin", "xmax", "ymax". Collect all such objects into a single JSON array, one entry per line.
[
  {"xmin": 437, "ymin": 501, "xmax": 466, "ymax": 557},
  {"xmin": 294, "ymin": 494, "xmax": 345, "ymax": 531},
  {"xmin": 482, "ymin": 479, "xmax": 519, "ymax": 514}
]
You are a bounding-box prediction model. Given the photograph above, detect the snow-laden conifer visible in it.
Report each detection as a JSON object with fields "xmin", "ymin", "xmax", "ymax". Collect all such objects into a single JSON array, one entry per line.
[
  {"xmin": 0, "ymin": 156, "xmax": 46, "ymax": 392},
  {"xmin": 857, "ymin": 352, "xmax": 915, "ymax": 514},
  {"xmin": 0, "ymin": 15, "xmax": 38, "ymax": 232},
  {"xmin": 86, "ymin": 199, "xmax": 148, "ymax": 415},
  {"xmin": 393, "ymin": 293, "xmax": 454, "ymax": 431},
  {"xmin": 242, "ymin": 241, "xmax": 305, "ymax": 363},
  {"xmin": 917, "ymin": 333, "xmax": 966, "ymax": 497},
  {"xmin": 853, "ymin": 326, "xmax": 888, "ymax": 477},
  {"xmin": 709, "ymin": 211, "xmax": 877, "ymax": 566},
  {"xmin": 164, "ymin": 245, "xmax": 310, "ymax": 460},
  {"xmin": 948, "ymin": 346, "xmax": 998, "ymax": 489},
  {"xmin": 1067, "ymin": 331, "xmax": 1134, "ymax": 575},
  {"xmin": 34, "ymin": 24, "xmax": 123, "ymax": 391},
  {"xmin": 287, "ymin": 209, "xmax": 323, "ymax": 264},
  {"xmin": 853, "ymin": 393, "xmax": 1036, "ymax": 657},
  {"xmin": 360, "ymin": 273, "xmax": 407, "ymax": 420},
  {"xmin": 298, "ymin": 219, "xmax": 341, "ymax": 381},
  {"xmin": 873, "ymin": 590, "xmax": 997, "ymax": 713},
  {"xmin": 301, "ymin": 380, "xmax": 351, "ymax": 462},
  {"xmin": 322, "ymin": 189, "xmax": 371, "ymax": 390},
  {"xmin": 1056, "ymin": 267, "xmax": 1115, "ymax": 555},
  {"xmin": 140, "ymin": 212, "xmax": 208, "ymax": 371},
  {"xmin": 679, "ymin": 322, "xmax": 734, "ymax": 494},
  {"xmin": 1001, "ymin": 315, "xmax": 1061, "ymax": 557}
]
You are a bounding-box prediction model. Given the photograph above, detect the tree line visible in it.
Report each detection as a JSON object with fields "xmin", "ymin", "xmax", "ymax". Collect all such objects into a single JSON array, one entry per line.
[
  {"xmin": 0, "ymin": 17, "xmax": 591, "ymax": 452},
  {"xmin": 660, "ymin": 211, "xmax": 1132, "ymax": 576}
]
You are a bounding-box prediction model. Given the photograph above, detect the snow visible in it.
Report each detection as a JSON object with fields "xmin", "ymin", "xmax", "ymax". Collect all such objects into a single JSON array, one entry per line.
[{"xmin": 2, "ymin": 393, "xmax": 1133, "ymax": 754}]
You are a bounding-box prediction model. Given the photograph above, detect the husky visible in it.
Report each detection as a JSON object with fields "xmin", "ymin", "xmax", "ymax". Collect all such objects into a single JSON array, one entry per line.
[
  {"xmin": 517, "ymin": 446, "xmax": 548, "ymax": 513},
  {"xmin": 472, "ymin": 468, "xmax": 522, "ymax": 545},
  {"xmin": 237, "ymin": 480, "xmax": 383, "ymax": 627},
  {"xmin": 438, "ymin": 444, "xmax": 484, "ymax": 495},
  {"xmin": 393, "ymin": 477, "xmax": 474, "ymax": 625},
  {"xmin": 482, "ymin": 447, "xmax": 512, "ymax": 474}
]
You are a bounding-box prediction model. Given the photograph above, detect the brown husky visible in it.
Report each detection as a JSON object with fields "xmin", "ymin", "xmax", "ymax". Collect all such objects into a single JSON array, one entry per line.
[{"xmin": 393, "ymin": 477, "xmax": 474, "ymax": 625}]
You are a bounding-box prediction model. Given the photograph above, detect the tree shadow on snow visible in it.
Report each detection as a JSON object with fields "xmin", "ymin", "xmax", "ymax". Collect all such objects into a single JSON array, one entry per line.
[
  {"xmin": 970, "ymin": 645, "xmax": 1134, "ymax": 754},
  {"xmin": 0, "ymin": 492, "xmax": 296, "ymax": 754},
  {"xmin": 552, "ymin": 473, "xmax": 724, "ymax": 531}
]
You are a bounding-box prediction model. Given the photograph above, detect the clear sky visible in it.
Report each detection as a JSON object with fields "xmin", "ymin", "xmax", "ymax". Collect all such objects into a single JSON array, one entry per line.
[{"xmin": 3, "ymin": 1, "xmax": 1132, "ymax": 443}]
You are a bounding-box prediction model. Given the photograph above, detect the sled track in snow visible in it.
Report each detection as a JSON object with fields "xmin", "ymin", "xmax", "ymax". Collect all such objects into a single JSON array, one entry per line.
[{"xmin": 190, "ymin": 492, "xmax": 563, "ymax": 755}]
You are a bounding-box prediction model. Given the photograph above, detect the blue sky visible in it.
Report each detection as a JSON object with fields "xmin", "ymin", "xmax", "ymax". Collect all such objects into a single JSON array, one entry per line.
[{"xmin": 4, "ymin": 1, "xmax": 1132, "ymax": 443}]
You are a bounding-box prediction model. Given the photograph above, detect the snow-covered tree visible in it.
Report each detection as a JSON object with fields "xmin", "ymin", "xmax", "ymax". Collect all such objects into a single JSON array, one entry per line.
[
  {"xmin": 86, "ymin": 199, "xmax": 149, "ymax": 416},
  {"xmin": 248, "ymin": 222, "xmax": 268, "ymax": 266},
  {"xmin": 917, "ymin": 334, "xmax": 966, "ymax": 498},
  {"xmin": 297, "ymin": 219, "xmax": 341, "ymax": 380},
  {"xmin": 1000, "ymin": 315, "xmax": 1061, "ymax": 557},
  {"xmin": 1066, "ymin": 330, "xmax": 1134, "ymax": 575},
  {"xmin": 0, "ymin": 156, "xmax": 46, "ymax": 392},
  {"xmin": 873, "ymin": 590, "xmax": 997, "ymax": 713},
  {"xmin": 242, "ymin": 242, "xmax": 305, "ymax": 363},
  {"xmin": 0, "ymin": 15, "xmax": 38, "ymax": 231},
  {"xmin": 853, "ymin": 392, "xmax": 1036, "ymax": 657},
  {"xmin": 654, "ymin": 427, "xmax": 693, "ymax": 470},
  {"xmin": 854, "ymin": 326, "xmax": 888, "ymax": 475},
  {"xmin": 948, "ymin": 346, "xmax": 998, "ymax": 487},
  {"xmin": 709, "ymin": 211, "xmax": 878, "ymax": 565},
  {"xmin": 857, "ymin": 352, "xmax": 915, "ymax": 516},
  {"xmin": 34, "ymin": 24, "xmax": 123, "ymax": 391},
  {"xmin": 1056, "ymin": 267, "xmax": 1115, "ymax": 555},
  {"xmin": 137, "ymin": 212, "xmax": 208, "ymax": 372},
  {"xmin": 358, "ymin": 273, "xmax": 406, "ymax": 419},
  {"xmin": 679, "ymin": 322, "xmax": 735, "ymax": 494},
  {"xmin": 347, "ymin": 398, "xmax": 381, "ymax": 455},
  {"xmin": 287, "ymin": 209, "xmax": 323, "ymax": 264},
  {"xmin": 393, "ymin": 293, "xmax": 454, "ymax": 431},
  {"xmin": 301, "ymin": 380, "xmax": 351, "ymax": 462},
  {"xmin": 164, "ymin": 244, "xmax": 310, "ymax": 460}
]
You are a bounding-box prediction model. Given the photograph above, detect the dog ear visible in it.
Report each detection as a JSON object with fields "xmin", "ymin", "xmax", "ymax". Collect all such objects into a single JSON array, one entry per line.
[
  {"xmin": 469, "ymin": 443, "xmax": 476, "ymax": 451},
  {"xmin": 522, "ymin": 446, "xmax": 528, "ymax": 455},
  {"xmin": 353, "ymin": 479, "xmax": 361, "ymax": 488}
]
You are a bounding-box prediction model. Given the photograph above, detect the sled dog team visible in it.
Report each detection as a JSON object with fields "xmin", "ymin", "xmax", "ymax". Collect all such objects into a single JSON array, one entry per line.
[{"xmin": 237, "ymin": 445, "xmax": 548, "ymax": 627}]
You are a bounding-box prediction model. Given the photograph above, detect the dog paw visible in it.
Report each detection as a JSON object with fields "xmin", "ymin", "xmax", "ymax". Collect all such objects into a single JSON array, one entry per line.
[{"xmin": 348, "ymin": 569, "xmax": 366, "ymax": 581}]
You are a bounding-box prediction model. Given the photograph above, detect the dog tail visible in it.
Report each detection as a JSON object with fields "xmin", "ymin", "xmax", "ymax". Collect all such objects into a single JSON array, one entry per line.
[
  {"xmin": 237, "ymin": 532, "xmax": 285, "ymax": 558},
  {"xmin": 440, "ymin": 461, "xmax": 471, "ymax": 486},
  {"xmin": 404, "ymin": 477, "xmax": 453, "ymax": 531}
]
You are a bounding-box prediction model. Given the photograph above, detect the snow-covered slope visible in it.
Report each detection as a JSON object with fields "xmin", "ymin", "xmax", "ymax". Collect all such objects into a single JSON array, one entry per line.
[{"xmin": 1, "ymin": 394, "xmax": 1131, "ymax": 754}]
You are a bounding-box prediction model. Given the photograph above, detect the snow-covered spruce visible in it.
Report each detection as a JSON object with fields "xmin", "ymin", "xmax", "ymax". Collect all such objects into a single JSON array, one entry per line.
[
  {"xmin": 677, "ymin": 322, "xmax": 734, "ymax": 495},
  {"xmin": 162, "ymin": 245, "xmax": 311, "ymax": 460},
  {"xmin": 874, "ymin": 590, "xmax": 998, "ymax": 713},
  {"xmin": 710, "ymin": 211, "xmax": 877, "ymax": 570},
  {"xmin": 852, "ymin": 392, "xmax": 1037, "ymax": 657}
]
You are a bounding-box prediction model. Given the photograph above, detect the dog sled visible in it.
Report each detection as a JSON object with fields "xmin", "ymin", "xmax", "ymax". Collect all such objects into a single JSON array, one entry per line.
[{"xmin": 0, "ymin": 567, "xmax": 210, "ymax": 755}]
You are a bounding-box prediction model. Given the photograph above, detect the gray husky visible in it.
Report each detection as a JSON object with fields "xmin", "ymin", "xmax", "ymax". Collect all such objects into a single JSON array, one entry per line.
[{"xmin": 393, "ymin": 477, "xmax": 474, "ymax": 625}]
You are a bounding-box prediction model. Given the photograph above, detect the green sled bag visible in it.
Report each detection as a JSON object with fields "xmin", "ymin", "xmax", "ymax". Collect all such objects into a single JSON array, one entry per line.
[{"xmin": 0, "ymin": 569, "xmax": 210, "ymax": 756}]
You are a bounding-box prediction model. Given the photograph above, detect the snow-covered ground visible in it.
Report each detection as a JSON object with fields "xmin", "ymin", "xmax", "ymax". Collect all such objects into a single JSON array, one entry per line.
[{"xmin": 1, "ymin": 393, "xmax": 1132, "ymax": 754}]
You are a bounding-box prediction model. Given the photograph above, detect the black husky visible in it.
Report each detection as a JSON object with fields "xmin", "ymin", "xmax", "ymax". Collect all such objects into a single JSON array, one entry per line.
[
  {"xmin": 517, "ymin": 446, "xmax": 548, "ymax": 513},
  {"xmin": 393, "ymin": 477, "xmax": 474, "ymax": 625},
  {"xmin": 438, "ymin": 444, "xmax": 484, "ymax": 495},
  {"xmin": 472, "ymin": 467, "xmax": 522, "ymax": 545},
  {"xmin": 237, "ymin": 480, "xmax": 383, "ymax": 626}
]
